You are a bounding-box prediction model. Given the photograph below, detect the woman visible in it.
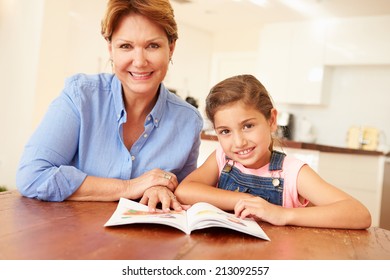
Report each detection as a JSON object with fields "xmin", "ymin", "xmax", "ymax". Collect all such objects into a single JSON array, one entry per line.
[{"xmin": 16, "ymin": 0, "xmax": 203, "ymax": 213}]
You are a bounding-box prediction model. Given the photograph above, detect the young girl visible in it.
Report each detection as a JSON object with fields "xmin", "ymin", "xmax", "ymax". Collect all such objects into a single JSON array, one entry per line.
[{"xmin": 175, "ymin": 74, "xmax": 371, "ymax": 229}]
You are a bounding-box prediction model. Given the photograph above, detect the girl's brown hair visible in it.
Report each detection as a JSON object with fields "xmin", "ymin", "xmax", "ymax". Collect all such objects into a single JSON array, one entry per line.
[
  {"xmin": 206, "ymin": 74, "xmax": 274, "ymax": 124},
  {"xmin": 101, "ymin": 0, "xmax": 178, "ymax": 43}
]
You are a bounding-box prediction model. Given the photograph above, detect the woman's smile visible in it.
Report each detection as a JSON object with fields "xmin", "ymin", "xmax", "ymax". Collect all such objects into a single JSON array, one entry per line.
[{"xmin": 129, "ymin": 71, "xmax": 153, "ymax": 79}]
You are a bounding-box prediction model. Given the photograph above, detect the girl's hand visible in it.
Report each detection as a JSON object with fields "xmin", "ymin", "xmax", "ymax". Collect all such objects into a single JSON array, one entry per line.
[{"xmin": 234, "ymin": 196, "xmax": 288, "ymax": 226}]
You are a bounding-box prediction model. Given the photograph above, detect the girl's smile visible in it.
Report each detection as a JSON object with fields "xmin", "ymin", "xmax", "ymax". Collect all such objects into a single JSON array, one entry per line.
[
  {"xmin": 214, "ymin": 101, "xmax": 277, "ymax": 169},
  {"xmin": 236, "ymin": 147, "xmax": 255, "ymax": 156}
]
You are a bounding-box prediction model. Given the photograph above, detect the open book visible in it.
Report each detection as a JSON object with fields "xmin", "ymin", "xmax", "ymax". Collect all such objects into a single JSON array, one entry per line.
[{"xmin": 104, "ymin": 197, "xmax": 270, "ymax": 240}]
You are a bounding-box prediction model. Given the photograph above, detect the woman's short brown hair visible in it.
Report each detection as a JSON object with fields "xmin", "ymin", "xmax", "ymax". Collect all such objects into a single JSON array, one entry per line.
[{"xmin": 101, "ymin": 0, "xmax": 178, "ymax": 43}]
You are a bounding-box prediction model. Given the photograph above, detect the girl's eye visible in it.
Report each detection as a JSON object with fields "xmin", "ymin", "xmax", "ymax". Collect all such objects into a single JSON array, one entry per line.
[
  {"xmin": 243, "ymin": 123, "xmax": 254, "ymax": 130},
  {"xmin": 218, "ymin": 129, "xmax": 230, "ymax": 135}
]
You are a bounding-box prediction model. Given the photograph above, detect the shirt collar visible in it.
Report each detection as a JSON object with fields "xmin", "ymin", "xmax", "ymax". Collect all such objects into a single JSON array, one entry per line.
[
  {"xmin": 112, "ymin": 75, "xmax": 125, "ymax": 122},
  {"xmin": 111, "ymin": 75, "xmax": 168, "ymax": 127},
  {"xmin": 148, "ymin": 84, "xmax": 168, "ymax": 128}
]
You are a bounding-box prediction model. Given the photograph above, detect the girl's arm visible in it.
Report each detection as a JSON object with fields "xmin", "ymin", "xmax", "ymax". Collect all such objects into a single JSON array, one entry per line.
[
  {"xmin": 235, "ymin": 165, "xmax": 372, "ymax": 229},
  {"xmin": 174, "ymin": 151, "xmax": 253, "ymax": 211},
  {"xmin": 291, "ymin": 164, "xmax": 371, "ymax": 228}
]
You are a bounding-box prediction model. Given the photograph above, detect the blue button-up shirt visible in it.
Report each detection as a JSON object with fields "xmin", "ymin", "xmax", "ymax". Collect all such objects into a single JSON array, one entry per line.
[{"xmin": 16, "ymin": 73, "xmax": 203, "ymax": 201}]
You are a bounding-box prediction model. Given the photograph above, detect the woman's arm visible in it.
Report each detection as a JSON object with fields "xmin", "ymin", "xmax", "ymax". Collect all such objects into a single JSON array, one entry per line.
[
  {"xmin": 16, "ymin": 94, "xmax": 85, "ymax": 201},
  {"xmin": 68, "ymin": 169, "xmax": 181, "ymax": 211}
]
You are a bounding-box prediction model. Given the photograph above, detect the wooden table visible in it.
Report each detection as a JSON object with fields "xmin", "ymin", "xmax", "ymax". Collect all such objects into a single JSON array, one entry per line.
[{"xmin": 1, "ymin": 190, "xmax": 390, "ymax": 260}]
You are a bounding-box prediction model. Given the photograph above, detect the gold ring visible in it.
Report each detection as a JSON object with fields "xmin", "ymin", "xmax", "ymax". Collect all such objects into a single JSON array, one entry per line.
[{"xmin": 164, "ymin": 173, "xmax": 172, "ymax": 180}]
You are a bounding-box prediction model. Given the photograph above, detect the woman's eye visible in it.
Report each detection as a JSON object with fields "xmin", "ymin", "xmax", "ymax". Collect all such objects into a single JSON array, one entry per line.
[
  {"xmin": 148, "ymin": 43, "xmax": 160, "ymax": 49},
  {"xmin": 119, "ymin": 44, "xmax": 132, "ymax": 49}
]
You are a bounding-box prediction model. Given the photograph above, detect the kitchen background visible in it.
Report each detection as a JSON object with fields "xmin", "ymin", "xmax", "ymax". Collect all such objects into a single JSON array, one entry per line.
[{"xmin": 1, "ymin": 0, "xmax": 390, "ymax": 190}]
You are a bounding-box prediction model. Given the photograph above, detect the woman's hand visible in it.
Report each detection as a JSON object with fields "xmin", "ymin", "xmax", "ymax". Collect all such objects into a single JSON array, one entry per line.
[
  {"xmin": 126, "ymin": 168, "xmax": 178, "ymax": 200},
  {"xmin": 139, "ymin": 185, "xmax": 183, "ymax": 212},
  {"xmin": 234, "ymin": 196, "xmax": 288, "ymax": 226}
]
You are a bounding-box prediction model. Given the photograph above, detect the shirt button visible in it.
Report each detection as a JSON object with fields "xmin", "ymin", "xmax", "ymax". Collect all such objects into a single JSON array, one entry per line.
[
  {"xmin": 143, "ymin": 134, "xmax": 148, "ymax": 138},
  {"xmin": 154, "ymin": 119, "xmax": 158, "ymax": 123},
  {"xmin": 148, "ymin": 117, "xmax": 151, "ymax": 121},
  {"xmin": 131, "ymin": 155, "xmax": 135, "ymax": 161}
]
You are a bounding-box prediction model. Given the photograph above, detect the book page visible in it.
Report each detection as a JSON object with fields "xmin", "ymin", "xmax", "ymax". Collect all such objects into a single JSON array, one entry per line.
[
  {"xmin": 186, "ymin": 202, "xmax": 270, "ymax": 240},
  {"xmin": 104, "ymin": 198, "xmax": 190, "ymax": 234}
]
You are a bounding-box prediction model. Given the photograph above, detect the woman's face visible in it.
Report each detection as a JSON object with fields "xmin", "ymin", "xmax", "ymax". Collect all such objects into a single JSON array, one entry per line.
[{"xmin": 109, "ymin": 13, "xmax": 175, "ymax": 98}]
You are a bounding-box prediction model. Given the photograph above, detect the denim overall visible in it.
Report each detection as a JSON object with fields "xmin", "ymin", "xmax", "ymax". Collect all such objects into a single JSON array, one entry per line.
[{"xmin": 218, "ymin": 151, "xmax": 286, "ymax": 206}]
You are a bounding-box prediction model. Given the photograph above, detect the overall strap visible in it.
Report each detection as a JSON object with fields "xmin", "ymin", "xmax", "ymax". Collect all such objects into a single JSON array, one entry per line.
[{"xmin": 269, "ymin": 151, "xmax": 286, "ymax": 171}]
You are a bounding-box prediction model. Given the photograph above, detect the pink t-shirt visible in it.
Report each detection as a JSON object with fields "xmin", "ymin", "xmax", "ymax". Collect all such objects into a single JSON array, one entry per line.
[{"xmin": 215, "ymin": 144, "xmax": 309, "ymax": 208}]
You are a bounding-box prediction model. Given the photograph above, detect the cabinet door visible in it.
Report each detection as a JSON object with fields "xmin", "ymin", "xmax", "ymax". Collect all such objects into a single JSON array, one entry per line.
[
  {"xmin": 289, "ymin": 22, "xmax": 326, "ymax": 104},
  {"xmin": 257, "ymin": 23, "xmax": 292, "ymax": 103},
  {"xmin": 258, "ymin": 22, "xmax": 326, "ymax": 105},
  {"xmin": 325, "ymin": 17, "xmax": 390, "ymax": 65},
  {"xmin": 210, "ymin": 52, "xmax": 258, "ymax": 86},
  {"xmin": 318, "ymin": 153, "xmax": 384, "ymax": 227}
]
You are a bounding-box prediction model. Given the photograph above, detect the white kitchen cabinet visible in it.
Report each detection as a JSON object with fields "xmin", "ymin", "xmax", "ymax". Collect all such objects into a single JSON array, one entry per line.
[
  {"xmin": 210, "ymin": 51, "xmax": 258, "ymax": 86},
  {"xmin": 289, "ymin": 23, "xmax": 327, "ymax": 104},
  {"xmin": 198, "ymin": 139, "xmax": 219, "ymax": 167},
  {"xmin": 258, "ymin": 22, "xmax": 327, "ymax": 105},
  {"xmin": 317, "ymin": 152, "xmax": 385, "ymax": 227},
  {"xmin": 324, "ymin": 16, "xmax": 390, "ymax": 65},
  {"xmin": 257, "ymin": 24, "xmax": 291, "ymax": 103},
  {"xmin": 281, "ymin": 147, "xmax": 320, "ymax": 172},
  {"xmin": 282, "ymin": 147, "xmax": 385, "ymax": 227}
]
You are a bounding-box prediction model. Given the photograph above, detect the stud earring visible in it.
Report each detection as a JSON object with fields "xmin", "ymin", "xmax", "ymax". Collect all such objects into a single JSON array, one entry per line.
[{"xmin": 109, "ymin": 58, "xmax": 115, "ymax": 73}]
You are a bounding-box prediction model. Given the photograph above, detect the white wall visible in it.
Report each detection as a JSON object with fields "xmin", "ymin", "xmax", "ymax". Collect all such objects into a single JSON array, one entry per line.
[
  {"xmin": 0, "ymin": 0, "xmax": 44, "ymax": 189},
  {"xmin": 33, "ymin": 0, "xmax": 107, "ymax": 128},
  {"xmin": 212, "ymin": 26, "xmax": 260, "ymax": 53},
  {"xmin": 277, "ymin": 65, "xmax": 390, "ymax": 151}
]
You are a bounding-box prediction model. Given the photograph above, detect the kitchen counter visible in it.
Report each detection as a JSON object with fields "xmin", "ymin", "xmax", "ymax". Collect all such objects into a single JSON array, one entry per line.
[{"xmin": 201, "ymin": 131, "xmax": 385, "ymax": 156}]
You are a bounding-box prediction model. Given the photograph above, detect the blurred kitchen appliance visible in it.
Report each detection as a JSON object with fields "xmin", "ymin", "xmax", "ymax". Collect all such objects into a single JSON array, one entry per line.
[
  {"xmin": 276, "ymin": 112, "xmax": 294, "ymax": 140},
  {"xmin": 346, "ymin": 126, "xmax": 380, "ymax": 151},
  {"xmin": 185, "ymin": 96, "xmax": 199, "ymax": 108},
  {"xmin": 296, "ymin": 117, "xmax": 317, "ymax": 143}
]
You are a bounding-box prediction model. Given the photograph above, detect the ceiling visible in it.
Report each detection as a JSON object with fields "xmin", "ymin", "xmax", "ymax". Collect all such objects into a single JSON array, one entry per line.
[{"xmin": 170, "ymin": 0, "xmax": 390, "ymax": 33}]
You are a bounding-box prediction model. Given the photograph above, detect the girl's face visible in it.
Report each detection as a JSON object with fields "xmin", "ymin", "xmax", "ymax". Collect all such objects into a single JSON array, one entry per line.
[
  {"xmin": 214, "ymin": 101, "xmax": 278, "ymax": 169},
  {"xmin": 108, "ymin": 13, "xmax": 175, "ymax": 98}
]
